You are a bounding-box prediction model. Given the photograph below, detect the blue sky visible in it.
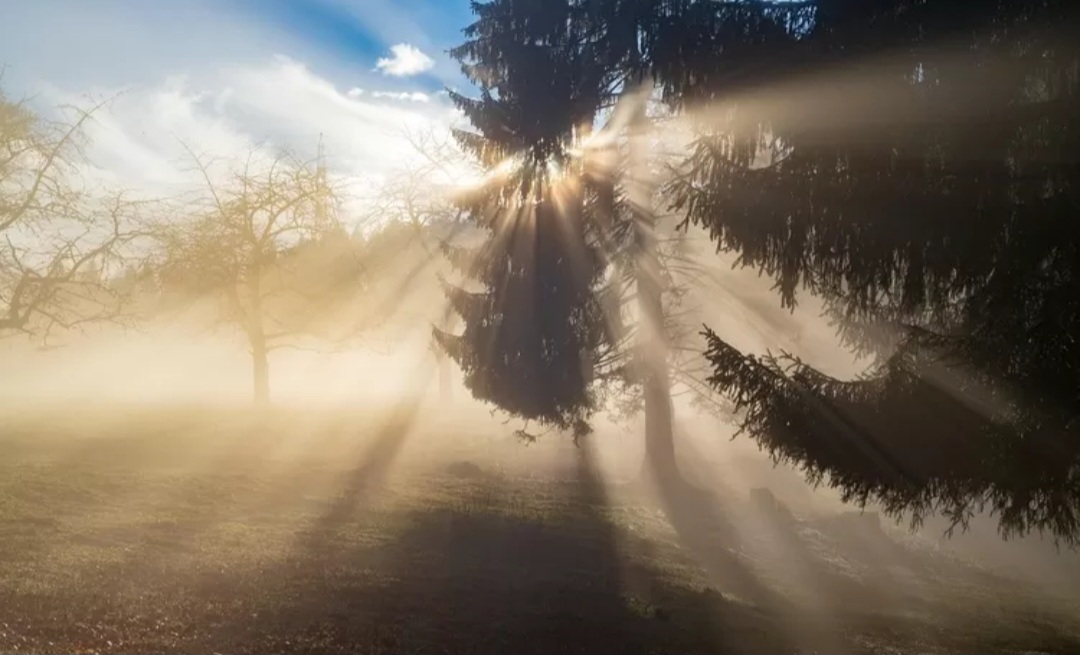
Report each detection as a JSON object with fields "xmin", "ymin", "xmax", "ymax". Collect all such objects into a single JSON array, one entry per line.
[
  {"xmin": 0, "ymin": 0, "xmax": 475, "ymax": 90},
  {"xmin": 0, "ymin": 0, "xmax": 479, "ymax": 195}
]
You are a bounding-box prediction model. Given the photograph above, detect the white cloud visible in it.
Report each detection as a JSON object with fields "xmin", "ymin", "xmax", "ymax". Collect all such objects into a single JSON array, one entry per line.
[
  {"xmin": 0, "ymin": 1, "xmax": 466, "ymax": 225},
  {"xmin": 38, "ymin": 55, "xmax": 461, "ymax": 224},
  {"xmin": 372, "ymin": 91, "xmax": 431, "ymax": 103},
  {"xmin": 375, "ymin": 44, "xmax": 435, "ymax": 77},
  {"xmin": 303, "ymin": 0, "xmax": 469, "ymax": 86}
]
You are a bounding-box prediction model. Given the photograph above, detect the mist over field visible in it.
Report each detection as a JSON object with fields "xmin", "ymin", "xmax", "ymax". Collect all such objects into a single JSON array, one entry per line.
[
  {"xmin": 3, "ymin": 0, "xmax": 1080, "ymax": 652},
  {"xmin": 2, "ymin": 229, "xmax": 1077, "ymax": 652}
]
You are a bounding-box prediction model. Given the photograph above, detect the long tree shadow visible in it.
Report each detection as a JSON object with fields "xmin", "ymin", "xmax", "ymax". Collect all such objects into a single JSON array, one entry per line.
[
  {"xmin": 303, "ymin": 394, "xmax": 424, "ymax": 534},
  {"xmin": 7, "ymin": 424, "xmax": 1079, "ymax": 653},
  {"xmin": 642, "ymin": 433, "xmax": 788, "ymax": 604},
  {"xmin": 650, "ymin": 425, "xmax": 1075, "ymax": 649},
  {"xmin": 0, "ymin": 366, "xmax": 430, "ymax": 636},
  {"xmin": 288, "ymin": 358, "xmax": 440, "ymax": 551},
  {"xmin": 250, "ymin": 443, "xmax": 797, "ymax": 654},
  {"xmin": 636, "ymin": 424, "xmax": 873, "ymax": 650}
]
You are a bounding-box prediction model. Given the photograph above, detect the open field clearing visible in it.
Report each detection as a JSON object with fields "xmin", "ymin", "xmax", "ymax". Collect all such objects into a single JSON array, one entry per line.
[{"xmin": 2, "ymin": 404, "xmax": 1077, "ymax": 654}]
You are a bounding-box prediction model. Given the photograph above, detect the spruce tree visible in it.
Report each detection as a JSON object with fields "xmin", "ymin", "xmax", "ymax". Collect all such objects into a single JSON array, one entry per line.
[
  {"xmin": 655, "ymin": 0, "xmax": 1080, "ymax": 542},
  {"xmin": 479, "ymin": 0, "xmax": 1080, "ymax": 540},
  {"xmin": 435, "ymin": 0, "xmax": 611, "ymax": 439},
  {"xmin": 440, "ymin": 0, "xmax": 739, "ymax": 472}
]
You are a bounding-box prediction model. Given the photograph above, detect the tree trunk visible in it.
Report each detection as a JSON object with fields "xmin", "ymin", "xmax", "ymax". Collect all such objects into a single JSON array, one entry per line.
[
  {"xmin": 245, "ymin": 261, "xmax": 271, "ymax": 407},
  {"xmin": 641, "ymin": 331, "xmax": 677, "ymax": 480},
  {"xmin": 438, "ymin": 352, "xmax": 452, "ymax": 401},
  {"xmin": 629, "ymin": 92, "xmax": 679, "ymax": 484},
  {"xmin": 252, "ymin": 335, "xmax": 270, "ymax": 406},
  {"xmin": 434, "ymin": 311, "xmax": 453, "ymax": 402},
  {"xmin": 636, "ymin": 208, "xmax": 678, "ymax": 482}
]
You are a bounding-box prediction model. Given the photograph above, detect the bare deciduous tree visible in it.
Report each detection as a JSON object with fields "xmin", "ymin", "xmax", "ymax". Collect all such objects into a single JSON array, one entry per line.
[
  {"xmin": 364, "ymin": 129, "xmax": 470, "ymax": 249},
  {"xmin": 0, "ymin": 91, "xmax": 151, "ymax": 345},
  {"xmin": 159, "ymin": 144, "xmax": 359, "ymax": 405}
]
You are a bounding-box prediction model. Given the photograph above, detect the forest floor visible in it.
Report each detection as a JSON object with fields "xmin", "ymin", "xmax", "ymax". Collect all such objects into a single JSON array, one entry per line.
[{"xmin": 1, "ymin": 402, "xmax": 1078, "ymax": 654}]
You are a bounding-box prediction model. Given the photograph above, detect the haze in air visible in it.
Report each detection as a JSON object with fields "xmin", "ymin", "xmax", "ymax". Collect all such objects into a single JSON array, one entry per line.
[{"xmin": 1, "ymin": 1, "xmax": 1078, "ymax": 652}]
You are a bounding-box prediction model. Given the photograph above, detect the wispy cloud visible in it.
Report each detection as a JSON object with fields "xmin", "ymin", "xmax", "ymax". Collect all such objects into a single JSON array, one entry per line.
[
  {"xmin": 375, "ymin": 43, "xmax": 436, "ymax": 77},
  {"xmin": 38, "ymin": 56, "xmax": 459, "ymax": 219},
  {"xmin": 372, "ymin": 91, "xmax": 431, "ymax": 102},
  {"xmin": 0, "ymin": 0, "xmax": 469, "ymax": 224}
]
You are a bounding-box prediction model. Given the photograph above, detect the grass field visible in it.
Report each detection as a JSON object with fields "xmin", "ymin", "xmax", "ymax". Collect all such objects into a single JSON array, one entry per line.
[{"xmin": 1, "ymin": 402, "xmax": 1078, "ymax": 654}]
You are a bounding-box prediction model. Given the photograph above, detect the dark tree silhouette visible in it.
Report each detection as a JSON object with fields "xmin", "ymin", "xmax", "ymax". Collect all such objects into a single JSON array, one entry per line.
[
  {"xmin": 654, "ymin": 0, "xmax": 1080, "ymax": 542},
  {"xmin": 454, "ymin": 0, "xmax": 1080, "ymax": 542},
  {"xmin": 440, "ymin": 1, "xmax": 736, "ymax": 475},
  {"xmin": 435, "ymin": 0, "xmax": 612, "ymax": 439}
]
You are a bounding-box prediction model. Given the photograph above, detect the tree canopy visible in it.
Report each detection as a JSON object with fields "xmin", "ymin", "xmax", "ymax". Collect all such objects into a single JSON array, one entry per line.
[
  {"xmin": 444, "ymin": 0, "xmax": 1080, "ymax": 542},
  {"xmin": 657, "ymin": 0, "xmax": 1080, "ymax": 542},
  {"xmin": 435, "ymin": 0, "xmax": 613, "ymax": 439}
]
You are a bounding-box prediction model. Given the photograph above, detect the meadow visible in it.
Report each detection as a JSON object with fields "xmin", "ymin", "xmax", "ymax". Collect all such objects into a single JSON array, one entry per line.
[{"xmin": 2, "ymin": 402, "xmax": 1077, "ymax": 654}]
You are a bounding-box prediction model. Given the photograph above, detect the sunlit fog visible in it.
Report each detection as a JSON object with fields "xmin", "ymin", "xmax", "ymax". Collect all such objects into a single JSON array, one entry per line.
[{"xmin": 1, "ymin": 1, "xmax": 1078, "ymax": 653}]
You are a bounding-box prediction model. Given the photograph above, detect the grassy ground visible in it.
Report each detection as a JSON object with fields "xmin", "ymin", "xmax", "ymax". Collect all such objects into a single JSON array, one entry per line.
[{"xmin": 1, "ymin": 403, "xmax": 1078, "ymax": 654}]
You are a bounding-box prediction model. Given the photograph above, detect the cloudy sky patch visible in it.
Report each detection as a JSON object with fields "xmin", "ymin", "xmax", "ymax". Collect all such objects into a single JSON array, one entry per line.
[
  {"xmin": 0, "ymin": 0, "xmax": 474, "ymax": 213},
  {"xmin": 375, "ymin": 44, "xmax": 436, "ymax": 77}
]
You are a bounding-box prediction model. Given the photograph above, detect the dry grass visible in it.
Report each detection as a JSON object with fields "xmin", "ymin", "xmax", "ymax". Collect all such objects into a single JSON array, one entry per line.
[{"xmin": 0, "ymin": 403, "xmax": 1077, "ymax": 654}]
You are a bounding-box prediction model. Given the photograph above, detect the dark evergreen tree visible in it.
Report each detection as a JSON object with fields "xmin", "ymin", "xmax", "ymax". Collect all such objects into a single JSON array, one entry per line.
[
  {"xmin": 439, "ymin": 0, "xmax": 757, "ymax": 473},
  {"xmin": 435, "ymin": 0, "xmax": 612, "ymax": 439},
  {"xmin": 655, "ymin": 0, "xmax": 1080, "ymax": 542}
]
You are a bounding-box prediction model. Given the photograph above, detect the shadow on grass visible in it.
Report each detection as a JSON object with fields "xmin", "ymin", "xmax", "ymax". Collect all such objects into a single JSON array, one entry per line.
[
  {"xmin": 635, "ymin": 424, "xmax": 944, "ymax": 649},
  {"xmin": 5, "ymin": 409, "xmax": 1080, "ymax": 653},
  {"xmin": 301, "ymin": 390, "xmax": 425, "ymax": 534},
  {"xmin": 0, "ymin": 439, "xmax": 800, "ymax": 653},
  {"xmin": 254, "ymin": 445, "xmax": 792, "ymax": 654}
]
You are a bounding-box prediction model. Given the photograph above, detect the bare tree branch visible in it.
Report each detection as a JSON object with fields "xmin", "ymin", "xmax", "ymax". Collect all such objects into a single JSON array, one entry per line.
[
  {"xmin": 154, "ymin": 142, "xmax": 375, "ymax": 403},
  {"xmin": 0, "ymin": 90, "xmax": 155, "ymax": 341}
]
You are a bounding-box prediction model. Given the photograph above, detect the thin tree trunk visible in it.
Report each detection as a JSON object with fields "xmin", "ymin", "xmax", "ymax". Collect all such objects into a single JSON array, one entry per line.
[
  {"xmin": 640, "ymin": 297, "xmax": 677, "ymax": 479},
  {"xmin": 246, "ymin": 263, "xmax": 271, "ymax": 407},
  {"xmin": 432, "ymin": 311, "xmax": 454, "ymax": 402},
  {"xmin": 628, "ymin": 93, "xmax": 679, "ymax": 483}
]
